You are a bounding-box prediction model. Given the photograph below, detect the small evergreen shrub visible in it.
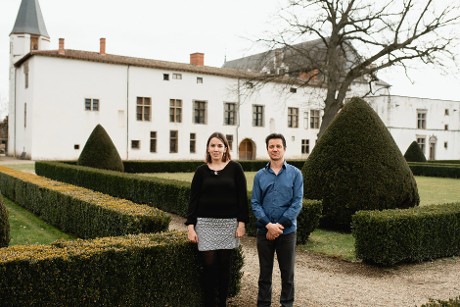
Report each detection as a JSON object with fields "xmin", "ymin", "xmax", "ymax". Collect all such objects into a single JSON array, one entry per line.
[
  {"xmin": 404, "ymin": 140, "xmax": 427, "ymax": 162},
  {"xmin": 78, "ymin": 124, "xmax": 124, "ymax": 172},
  {"xmin": 421, "ymin": 296, "xmax": 460, "ymax": 307},
  {"xmin": 302, "ymin": 97, "xmax": 420, "ymax": 231},
  {"xmin": 0, "ymin": 194, "xmax": 10, "ymax": 247}
]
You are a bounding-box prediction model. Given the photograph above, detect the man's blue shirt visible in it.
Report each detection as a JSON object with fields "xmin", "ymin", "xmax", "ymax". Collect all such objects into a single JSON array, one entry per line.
[{"xmin": 251, "ymin": 161, "xmax": 303, "ymax": 235}]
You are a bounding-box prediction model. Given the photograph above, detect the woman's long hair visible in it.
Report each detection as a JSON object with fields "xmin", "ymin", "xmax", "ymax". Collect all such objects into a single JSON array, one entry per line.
[{"xmin": 205, "ymin": 132, "xmax": 231, "ymax": 163}]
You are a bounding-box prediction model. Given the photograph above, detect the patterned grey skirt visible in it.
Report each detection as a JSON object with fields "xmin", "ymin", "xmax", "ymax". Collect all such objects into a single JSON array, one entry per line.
[{"xmin": 195, "ymin": 217, "xmax": 240, "ymax": 251}]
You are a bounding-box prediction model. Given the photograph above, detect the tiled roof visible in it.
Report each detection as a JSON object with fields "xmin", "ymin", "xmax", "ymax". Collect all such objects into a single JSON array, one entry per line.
[
  {"xmin": 15, "ymin": 49, "xmax": 326, "ymax": 87},
  {"xmin": 15, "ymin": 49, "xmax": 264, "ymax": 80}
]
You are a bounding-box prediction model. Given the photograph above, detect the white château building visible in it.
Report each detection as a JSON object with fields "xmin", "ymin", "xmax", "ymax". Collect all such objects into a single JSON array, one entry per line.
[{"xmin": 7, "ymin": 0, "xmax": 460, "ymax": 161}]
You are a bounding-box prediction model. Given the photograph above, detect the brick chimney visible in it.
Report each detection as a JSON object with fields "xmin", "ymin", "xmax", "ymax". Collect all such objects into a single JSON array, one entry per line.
[
  {"xmin": 58, "ymin": 38, "xmax": 65, "ymax": 55},
  {"xmin": 100, "ymin": 37, "xmax": 106, "ymax": 55},
  {"xmin": 190, "ymin": 52, "xmax": 204, "ymax": 66}
]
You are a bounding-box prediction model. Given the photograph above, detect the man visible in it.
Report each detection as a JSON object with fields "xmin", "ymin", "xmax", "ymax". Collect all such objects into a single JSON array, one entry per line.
[{"xmin": 251, "ymin": 133, "xmax": 303, "ymax": 307}]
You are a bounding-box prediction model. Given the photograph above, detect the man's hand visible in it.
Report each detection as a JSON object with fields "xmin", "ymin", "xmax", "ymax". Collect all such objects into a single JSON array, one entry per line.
[{"xmin": 266, "ymin": 223, "xmax": 284, "ymax": 240}]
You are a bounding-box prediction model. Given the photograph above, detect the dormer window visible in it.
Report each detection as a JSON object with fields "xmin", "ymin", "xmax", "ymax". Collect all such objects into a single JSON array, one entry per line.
[{"xmin": 30, "ymin": 35, "xmax": 39, "ymax": 50}]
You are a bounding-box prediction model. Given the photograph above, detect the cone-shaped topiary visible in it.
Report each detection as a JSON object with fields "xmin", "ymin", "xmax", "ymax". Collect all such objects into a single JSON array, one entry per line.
[
  {"xmin": 302, "ymin": 97, "xmax": 420, "ymax": 231},
  {"xmin": 0, "ymin": 195, "xmax": 10, "ymax": 247},
  {"xmin": 404, "ymin": 141, "xmax": 427, "ymax": 162},
  {"xmin": 78, "ymin": 124, "xmax": 124, "ymax": 172}
]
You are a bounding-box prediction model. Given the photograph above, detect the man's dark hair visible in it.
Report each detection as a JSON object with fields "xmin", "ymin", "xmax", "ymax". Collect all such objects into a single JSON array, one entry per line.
[{"xmin": 265, "ymin": 133, "xmax": 286, "ymax": 149}]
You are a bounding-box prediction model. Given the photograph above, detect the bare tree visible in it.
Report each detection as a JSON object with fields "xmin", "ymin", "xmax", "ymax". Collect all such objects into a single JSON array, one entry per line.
[{"xmin": 256, "ymin": 0, "xmax": 460, "ymax": 138}]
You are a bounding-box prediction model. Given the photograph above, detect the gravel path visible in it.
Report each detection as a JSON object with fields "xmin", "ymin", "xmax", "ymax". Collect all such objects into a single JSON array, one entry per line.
[{"xmin": 168, "ymin": 213, "xmax": 460, "ymax": 307}]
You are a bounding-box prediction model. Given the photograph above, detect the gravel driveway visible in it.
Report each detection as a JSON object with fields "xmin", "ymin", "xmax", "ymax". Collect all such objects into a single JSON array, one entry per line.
[{"xmin": 169, "ymin": 213, "xmax": 460, "ymax": 307}]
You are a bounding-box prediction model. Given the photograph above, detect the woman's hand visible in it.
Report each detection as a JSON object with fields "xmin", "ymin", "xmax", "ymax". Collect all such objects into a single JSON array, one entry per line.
[
  {"xmin": 236, "ymin": 222, "xmax": 246, "ymax": 238},
  {"xmin": 187, "ymin": 224, "xmax": 198, "ymax": 243}
]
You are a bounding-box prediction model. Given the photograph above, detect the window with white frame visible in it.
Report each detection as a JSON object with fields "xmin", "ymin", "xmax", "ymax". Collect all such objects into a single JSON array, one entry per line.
[
  {"xmin": 303, "ymin": 111, "xmax": 309, "ymax": 129},
  {"xmin": 172, "ymin": 73, "xmax": 182, "ymax": 80},
  {"xmin": 224, "ymin": 102, "xmax": 237, "ymax": 125},
  {"xmin": 197, "ymin": 77, "xmax": 203, "ymax": 84},
  {"xmin": 417, "ymin": 136, "xmax": 426, "ymax": 154},
  {"xmin": 288, "ymin": 107, "xmax": 299, "ymax": 128},
  {"xmin": 190, "ymin": 133, "xmax": 196, "ymax": 153},
  {"xmin": 252, "ymin": 105, "xmax": 264, "ymax": 127},
  {"xmin": 150, "ymin": 131, "xmax": 157, "ymax": 153},
  {"xmin": 310, "ymin": 110, "xmax": 320, "ymax": 129},
  {"xmin": 193, "ymin": 100, "xmax": 207, "ymax": 124},
  {"xmin": 417, "ymin": 110, "xmax": 427, "ymax": 129},
  {"xmin": 301, "ymin": 139, "xmax": 310, "ymax": 154},
  {"xmin": 226, "ymin": 134, "xmax": 233, "ymax": 150},
  {"xmin": 137, "ymin": 97, "xmax": 151, "ymax": 121},
  {"xmin": 169, "ymin": 99, "xmax": 182, "ymax": 123},
  {"xmin": 170, "ymin": 130, "xmax": 178, "ymax": 153},
  {"xmin": 85, "ymin": 98, "xmax": 99, "ymax": 111},
  {"xmin": 131, "ymin": 140, "xmax": 140, "ymax": 149},
  {"xmin": 24, "ymin": 62, "xmax": 29, "ymax": 89}
]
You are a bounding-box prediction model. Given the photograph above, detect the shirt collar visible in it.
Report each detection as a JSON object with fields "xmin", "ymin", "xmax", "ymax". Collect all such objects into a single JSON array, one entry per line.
[{"xmin": 264, "ymin": 160, "xmax": 287, "ymax": 170}]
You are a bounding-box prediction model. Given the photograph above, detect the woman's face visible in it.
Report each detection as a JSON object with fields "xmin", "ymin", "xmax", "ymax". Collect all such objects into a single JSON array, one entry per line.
[{"xmin": 208, "ymin": 137, "xmax": 226, "ymax": 161}]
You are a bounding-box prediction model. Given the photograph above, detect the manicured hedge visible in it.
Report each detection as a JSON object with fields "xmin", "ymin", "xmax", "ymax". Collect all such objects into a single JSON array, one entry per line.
[
  {"xmin": 352, "ymin": 202, "xmax": 460, "ymax": 266},
  {"xmin": 0, "ymin": 231, "xmax": 243, "ymax": 306},
  {"xmin": 0, "ymin": 194, "xmax": 10, "ymax": 247},
  {"xmin": 35, "ymin": 161, "xmax": 191, "ymax": 217},
  {"xmin": 408, "ymin": 162, "xmax": 460, "ymax": 178},
  {"xmin": 35, "ymin": 161, "xmax": 322, "ymax": 243},
  {"xmin": 0, "ymin": 165, "xmax": 170, "ymax": 239},
  {"xmin": 123, "ymin": 160, "xmax": 306, "ymax": 173}
]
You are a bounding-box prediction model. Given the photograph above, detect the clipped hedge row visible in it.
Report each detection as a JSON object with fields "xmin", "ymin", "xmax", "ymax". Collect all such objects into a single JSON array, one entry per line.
[
  {"xmin": 36, "ymin": 161, "xmax": 322, "ymax": 243},
  {"xmin": 35, "ymin": 161, "xmax": 191, "ymax": 217},
  {"xmin": 421, "ymin": 296, "xmax": 460, "ymax": 307},
  {"xmin": 408, "ymin": 162, "xmax": 460, "ymax": 178},
  {"xmin": 352, "ymin": 202, "xmax": 460, "ymax": 266},
  {"xmin": 123, "ymin": 160, "xmax": 307, "ymax": 173},
  {"xmin": 0, "ymin": 231, "xmax": 243, "ymax": 306},
  {"xmin": 0, "ymin": 166, "xmax": 170, "ymax": 239}
]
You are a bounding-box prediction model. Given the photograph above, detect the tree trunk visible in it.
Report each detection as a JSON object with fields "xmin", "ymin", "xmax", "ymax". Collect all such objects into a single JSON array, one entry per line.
[{"xmin": 317, "ymin": 97, "xmax": 342, "ymax": 139}]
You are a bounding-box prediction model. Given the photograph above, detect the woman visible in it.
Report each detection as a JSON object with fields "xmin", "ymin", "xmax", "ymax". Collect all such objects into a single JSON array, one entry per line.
[{"xmin": 186, "ymin": 132, "xmax": 249, "ymax": 307}]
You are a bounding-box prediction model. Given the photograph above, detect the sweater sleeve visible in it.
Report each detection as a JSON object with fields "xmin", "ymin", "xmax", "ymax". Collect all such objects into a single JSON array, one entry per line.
[
  {"xmin": 185, "ymin": 166, "xmax": 203, "ymax": 225},
  {"xmin": 234, "ymin": 162, "xmax": 249, "ymax": 223}
]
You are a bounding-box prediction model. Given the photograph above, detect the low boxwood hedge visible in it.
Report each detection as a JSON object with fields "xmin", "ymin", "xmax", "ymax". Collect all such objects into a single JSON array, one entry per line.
[
  {"xmin": 408, "ymin": 162, "xmax": 460, "ymax": 178},
  {"xmin": 0, "ymin": 231, "xmax": 243, "ymax": 306},
  {"xmin": 36, "ymin": 161, "xmax": 322, "ymax": 243},
  {"xmin": 0, "ymin": 165, "xmax": 170, "ymax": 239},
  {"xmin": 352, "ymin": 202, "xmax": 460, "ymax": 266}
]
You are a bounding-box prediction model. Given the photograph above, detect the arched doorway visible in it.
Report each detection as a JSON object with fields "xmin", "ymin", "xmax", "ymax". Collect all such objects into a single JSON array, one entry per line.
[{"xmin": 239, "ymin": 139, "xmax": 256, "ymax": 160}]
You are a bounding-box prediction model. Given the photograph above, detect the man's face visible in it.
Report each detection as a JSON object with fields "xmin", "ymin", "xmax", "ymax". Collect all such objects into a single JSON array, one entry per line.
[{"xmin": 267, "ymin": 138, "xmax": 285, "ymax": 161}]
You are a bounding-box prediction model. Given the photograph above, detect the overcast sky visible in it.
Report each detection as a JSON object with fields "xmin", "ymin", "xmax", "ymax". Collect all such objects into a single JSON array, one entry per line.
[{"xmin": 1, "ymin": 0, "xmax": 459, "ymax": 119}]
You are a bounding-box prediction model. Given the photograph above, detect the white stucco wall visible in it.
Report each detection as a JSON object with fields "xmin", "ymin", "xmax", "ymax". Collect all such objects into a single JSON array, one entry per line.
[
  {"xmin": 368, "ymin": 95, "xmax": 460, "ymax": 160},
  {"xmin": 10, "ymin": 56, "xmax": 129, "ymax": 160},
  {"xmin": 10, "ymin": 55, "xmax": 331, "ymax": 161}
]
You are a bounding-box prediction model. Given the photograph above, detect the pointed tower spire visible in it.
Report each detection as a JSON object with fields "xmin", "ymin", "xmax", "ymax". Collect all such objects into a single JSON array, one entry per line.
[{"xmin": 10, "ymin": 0, "xmax": 49, "ymax": 37}]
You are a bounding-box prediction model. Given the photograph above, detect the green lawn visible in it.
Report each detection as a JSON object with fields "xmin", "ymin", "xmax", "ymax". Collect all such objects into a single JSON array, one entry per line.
[
  {"xmin": 4, "ymin": 197, "xmax": 74, "ymax": 246},
  {"xmin": 147, "ymin": 172, "xmax": 460, "ymax": 206}
]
